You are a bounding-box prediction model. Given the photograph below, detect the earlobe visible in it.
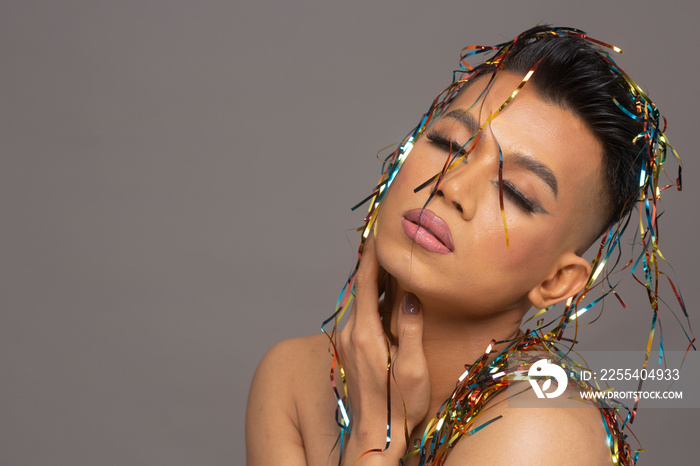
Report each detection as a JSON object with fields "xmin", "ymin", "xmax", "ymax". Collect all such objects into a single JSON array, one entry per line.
[{"xmin": 528, "ymin": 253, "xmax": 592, "ymax": 309}]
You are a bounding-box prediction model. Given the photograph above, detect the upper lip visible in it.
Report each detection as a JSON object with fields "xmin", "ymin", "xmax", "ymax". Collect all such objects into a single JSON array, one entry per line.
[{"xmin": 403, "ymin": 208, "xmax": 455, "ymax": 251}]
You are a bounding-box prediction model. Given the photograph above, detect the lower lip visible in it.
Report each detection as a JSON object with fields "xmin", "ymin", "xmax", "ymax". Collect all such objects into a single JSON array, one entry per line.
[{"xmin": 401, "ymin": 217, "xmax": 453, "ymax": 255}]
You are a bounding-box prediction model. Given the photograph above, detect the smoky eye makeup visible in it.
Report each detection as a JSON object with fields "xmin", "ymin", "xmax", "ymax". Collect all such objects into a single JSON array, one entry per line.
[
  {"xmin": 425, "ymin": 131, "xmax": 469, "ymax": 157},
  {"xmin": 493, "ymin": 180, "xmax": 547, "ymax": 214},
  {"xmin": 427, "ymin": 130, "xmax": 548, "ymax": 215}
]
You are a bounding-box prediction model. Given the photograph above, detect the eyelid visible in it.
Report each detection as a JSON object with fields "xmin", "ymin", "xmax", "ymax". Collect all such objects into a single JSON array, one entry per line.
[
  {"xmin": 427, "ymin": 130, "xmax": 548, "ymax": 215},
  {"xmin": 425, "ymin": 131, "xmax": 469, "ymax": 157},
  {"xmin": 495, "ymin": 180, "xmax": 547, "ymax": 214},
  {"xmin": 502, "ymin": 182, "xmax": 534, "ymax": 212}
]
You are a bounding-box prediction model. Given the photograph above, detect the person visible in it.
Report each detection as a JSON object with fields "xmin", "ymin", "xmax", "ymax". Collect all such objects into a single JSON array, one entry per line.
[{"xmin": 246, "ymin": 25, "xmax": 687, "ymax": 465}]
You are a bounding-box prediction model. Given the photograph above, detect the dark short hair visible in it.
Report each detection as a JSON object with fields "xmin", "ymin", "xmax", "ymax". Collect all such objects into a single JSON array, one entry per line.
[{"xmin": 494, "ymin": 26, "xmax": 644, "ymax": 237}]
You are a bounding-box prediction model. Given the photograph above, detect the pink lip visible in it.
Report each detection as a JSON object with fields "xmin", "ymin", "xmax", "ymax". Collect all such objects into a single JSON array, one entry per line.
[{"xmin": 401, "ymin": 208, "xmax": 455, "ymax": 254}]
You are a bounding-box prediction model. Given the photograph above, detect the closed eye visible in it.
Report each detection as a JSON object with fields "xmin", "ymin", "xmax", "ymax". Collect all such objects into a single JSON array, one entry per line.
[
  {"xmin": 427, "ymin": 131, "xmax": 547, "ymax": 215},
  {"xmin": 425, "ymin": 131, "xmax": 468, "ymax": 158},
  {"xmin": 495, "ymin": 180, "xmax": 548, "ymax": 214}
]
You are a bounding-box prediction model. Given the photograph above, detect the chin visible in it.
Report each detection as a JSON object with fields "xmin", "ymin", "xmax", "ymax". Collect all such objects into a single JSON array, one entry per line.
[
  {"xmin": 374, "ymin": 234, "xmax": 413, "ymax": 286},
  {"xmin": 375, "ymin": 241, "xmax": 440, "ymax": 301},
  {"xmin": 373, "ymin": 217, "xmax": 465, "ymax": 307}
]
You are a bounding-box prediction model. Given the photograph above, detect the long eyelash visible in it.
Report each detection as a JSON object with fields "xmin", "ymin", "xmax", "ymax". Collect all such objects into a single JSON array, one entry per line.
[
  {"xmin": 426, "ymin": 131, "xmax": 467, "ymax": 157},
  {"xmin": 426, "ymin": 131, "xmax": 539, "ymax": 214},
  {"xmin": 501, "ymin": 181, "xmax": 536, "ymax": 213}
]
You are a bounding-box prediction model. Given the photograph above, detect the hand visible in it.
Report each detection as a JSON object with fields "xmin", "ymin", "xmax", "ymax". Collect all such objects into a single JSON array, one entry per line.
[{"xmin": 338, "ymin": 235, "xmax": 430, "ymax": 463}]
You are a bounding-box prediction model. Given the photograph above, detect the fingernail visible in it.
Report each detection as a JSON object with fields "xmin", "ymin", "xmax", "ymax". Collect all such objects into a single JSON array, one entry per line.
[{"xmin": 402, "ymin": 293, "xmax": 420, "ymax": 314}]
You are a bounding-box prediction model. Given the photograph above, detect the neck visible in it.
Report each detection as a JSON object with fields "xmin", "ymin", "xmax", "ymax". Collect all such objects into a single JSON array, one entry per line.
[{"xmin": 384, "ymin": 276, "xmax": 527, "ymax": 409}]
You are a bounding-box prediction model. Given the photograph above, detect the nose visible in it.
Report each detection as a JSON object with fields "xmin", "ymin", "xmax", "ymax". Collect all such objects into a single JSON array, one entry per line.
[{"xmin": 434, "ymin": 164, "xmax": 480, "ymax": 220}]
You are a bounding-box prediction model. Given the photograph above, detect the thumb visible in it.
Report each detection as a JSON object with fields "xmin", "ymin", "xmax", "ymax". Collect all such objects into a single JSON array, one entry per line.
[{"xmin": 396, "ymin": 293, "xmax": 424, "ymax": 356}]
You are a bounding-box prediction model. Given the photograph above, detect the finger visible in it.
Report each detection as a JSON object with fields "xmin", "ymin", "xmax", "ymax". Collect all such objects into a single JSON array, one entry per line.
[
  {"xmin": 380, "ymin": 277, "xmax": 398, "ymax": 345},
  {"xmin": 353, "ymin": 236, "xmax": 384, "ymax": 333},
  {"xmin": 363, "ymin": 235, "xmax": 389, "ymax": 294},
  {"xmin": 339, "ymin": 299, "xmax": 356, "ymax": 344},
  {"xmin": 395, "ymin": 293, "xmax": 425, "ymax": 363}
]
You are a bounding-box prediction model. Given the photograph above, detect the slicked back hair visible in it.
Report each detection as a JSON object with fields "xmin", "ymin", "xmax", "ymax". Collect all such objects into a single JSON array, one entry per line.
[{"xmin": 496, "ymin": 26, "xmax": 644, "ymax": 238}]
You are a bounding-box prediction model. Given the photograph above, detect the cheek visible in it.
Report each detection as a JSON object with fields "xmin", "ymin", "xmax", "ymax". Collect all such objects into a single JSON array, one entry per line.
[
  {"xmin": 374, "ymin": 156, "xmax": 435, "ymax": 234},
  {"xmin": 389, "ymin": 155, "xmax": 436, "ymax": 196},
  {"xmin": 475, "ymin": 215, "xmax": 558, "ymax": 281},
  {"xmin": 516, "ymin": 241, "xmax": 564, "ymax": 295}
]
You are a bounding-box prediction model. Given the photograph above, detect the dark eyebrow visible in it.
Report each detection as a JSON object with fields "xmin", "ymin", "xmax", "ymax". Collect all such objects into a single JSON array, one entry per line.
[
  {"xmin": 506, "ymin": 152, "xmax": 559, "ymax": 198},
  {"xmin": 442, "ymin": 109, "xmax": 480, "ymax": 134},
  {"xmin": 442, "ymin": 108, "xmax": 559, "ymax": 198}
]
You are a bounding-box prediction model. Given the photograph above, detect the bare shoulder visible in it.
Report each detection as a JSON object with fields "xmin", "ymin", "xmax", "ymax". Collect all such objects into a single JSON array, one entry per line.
[
  {"xmin": 253, "ymin": 333, "xmax": 332, "ymax": 381},
  {"xmin": 246, "ymin": 333, "xmax": 338, "ymax": 466},
  {"xmin": 445, "ymin": 385, "xmax": 613, "ymax": 466}
]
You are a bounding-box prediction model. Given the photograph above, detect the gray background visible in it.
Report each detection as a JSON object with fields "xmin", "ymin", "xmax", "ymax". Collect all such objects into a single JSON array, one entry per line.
[{"xmin": 2, "ymin": 0, "xmax": 698, "ymax": 464}]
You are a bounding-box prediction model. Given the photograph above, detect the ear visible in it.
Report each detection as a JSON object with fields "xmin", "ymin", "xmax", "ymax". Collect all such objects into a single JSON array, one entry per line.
[{"xmin": 528, "ymin": 253, "xmax": 592, "ymax": 309}]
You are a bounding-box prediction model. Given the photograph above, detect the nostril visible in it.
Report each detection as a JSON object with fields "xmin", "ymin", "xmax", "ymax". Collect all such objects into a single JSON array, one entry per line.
[{"xmin": 436, "ymin": 189, "xmax": 465, "ymax": 214}]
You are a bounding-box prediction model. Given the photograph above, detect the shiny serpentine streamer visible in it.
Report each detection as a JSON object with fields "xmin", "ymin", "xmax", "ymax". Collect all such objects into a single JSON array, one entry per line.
[{"xmin": 321, "ymin": 26, "xmax": 694, "ymax": 465}]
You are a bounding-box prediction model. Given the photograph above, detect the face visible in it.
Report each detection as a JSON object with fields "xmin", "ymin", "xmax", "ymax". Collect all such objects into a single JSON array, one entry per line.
[{"xmin": 374, "ymin": 71, "xmax": 604, "ymax": 317}]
